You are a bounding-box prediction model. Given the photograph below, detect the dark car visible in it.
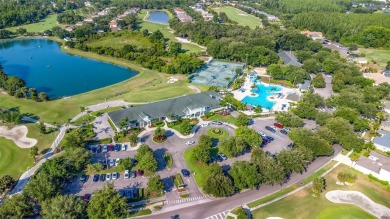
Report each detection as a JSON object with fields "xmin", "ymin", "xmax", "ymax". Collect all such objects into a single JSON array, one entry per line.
[
  {"xmin": 83, "ymin": 194, "xmax": 91, "ymax": 202},
  {"xmin": 131, "ymin": 171, "xmax": 137, "ymax": 178},
  {"xmin": 96, "ymin": 145, "xmax": 102, "ymax": 153},
  {"xmin": 80, "ymin": 175, "xmax": 88, "ymax": 182},
  {"xmin": 132, "ymin": 159, "xmax": 138, "ymax": 165},
  {"xmin": 100, "ymin": 174, "xmax": 106, "ymax": 182},
  {"xmin": 114, "ymin": 144, "xmax": 121, "ymax": 151},
  {"xmin": 216, "ymin": 155, "xmax": 223, "ymax": 162},
  {"xmin": 265, "ymin": 136, "xmax": 274, "ymax": 141},
  {"xmin": 108, "ymin": 144, "xmax": 114, "ymax": 151},
  {"xmin": 181, "ymin": 169, "xmax": 190, "ymax": 177},
  {"xmin": 137, "ymin": 170, "xmax": 143, "ymax": 177},
  {"xmin": 93, "ymin": 174, "xmax": 99, "ymax": 182},
  {"xmin": 280, "ymin": 129, "xmax": 288, "ymax": 135},
  {"xmin": 265, "ymin": 126, "xmax": 276, "ymax": 133}
]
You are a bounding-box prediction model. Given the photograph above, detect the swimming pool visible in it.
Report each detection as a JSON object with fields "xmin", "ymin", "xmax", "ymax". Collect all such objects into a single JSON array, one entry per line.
[{"xmin": 241, "ymin": 83, "xmax": 282, "ymax": 109}]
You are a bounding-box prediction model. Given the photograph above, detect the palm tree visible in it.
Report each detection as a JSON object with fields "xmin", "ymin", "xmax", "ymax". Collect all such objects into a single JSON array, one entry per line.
[
  {"xmin": 30, "ymin": 146, "xmax": 38, "ymax": 162},
  {"xmin": 38, "ymin": 92, "xmax": 48, "ymax": 101},
  {"xmin": 19, "ymin": 87, "xmax": 28, "ymax": 98},
  {"xmin": 129, "ymin": 134, "xmax": 139, "ymax": 146},
  {"xmin": 154, "ymin": 127, "xmax": 166, "ymax": 138},
  {"xmin": 28, "ymin": 88, "xmax": 37, "ymax": 101}
]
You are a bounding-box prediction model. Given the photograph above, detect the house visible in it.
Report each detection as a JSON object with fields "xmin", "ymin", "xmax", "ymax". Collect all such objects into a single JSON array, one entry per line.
[
  {"xmin": 353, "ymin": 57, "xmax": 368, "ymax": 64},
  {"xmin": 63, "ymin": 37, "xmax": 71, "ymax": 42},
  {"xmin": 174, "ymin": 8, "xmax": 193, "ymax": 23},
  {"xmin": 299, "ymin": 80, "xmax": 311, "ymax": 93},
  {"xmin": 107, "ymin": 91, "xmax": 223, "ymax": 130},
  {"xmin": 75, "ymin": 21, "xmax": 84, "ymax": 26},
  {"xmin": 64, "ymin": 26, "xmax": 74, "ymax": 32},
  {"xmin": 373, "ymin": 130, "xmax": 390, "ymax": 152},
  {"xmin": 301, "ymin": 30, "xmax": 324, "ymax": 40},
  {"xmin": 109, "ymin": 20, "xmax": 122, "ymax": 31},
  {"xmin": 354, "ymin": 151, "xmax": 390, "ymax": 182},
  {"xmin": 278, "ymin": 51, "xmax": 302, "ymax": 67}
]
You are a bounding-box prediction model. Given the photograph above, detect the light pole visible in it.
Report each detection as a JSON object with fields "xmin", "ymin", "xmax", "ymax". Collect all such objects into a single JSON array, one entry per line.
[{"xmin": 105, "ymin": 152, "xmax": 108, "ymax": 170}]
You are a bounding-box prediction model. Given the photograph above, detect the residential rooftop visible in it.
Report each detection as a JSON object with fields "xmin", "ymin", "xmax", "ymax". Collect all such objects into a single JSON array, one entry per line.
[{"xmin": 278, "ymin": 51, "xmax": 302, "ymax": 67}]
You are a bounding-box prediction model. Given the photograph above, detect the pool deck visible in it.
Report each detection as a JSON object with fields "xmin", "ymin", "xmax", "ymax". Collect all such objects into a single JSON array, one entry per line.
[{"xmin": 232, "ymin": 75, "xmax": 300, "ymax": 112}]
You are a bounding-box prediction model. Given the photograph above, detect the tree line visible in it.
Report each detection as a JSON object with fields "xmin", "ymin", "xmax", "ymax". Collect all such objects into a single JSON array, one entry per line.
[{"xmin": 0, "ymin": 65, "xmax": 49, "ymax": 101}]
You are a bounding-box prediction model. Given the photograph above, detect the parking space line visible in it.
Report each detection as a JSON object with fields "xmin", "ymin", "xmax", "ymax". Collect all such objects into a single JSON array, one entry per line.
[{"xmin": 204, "ymin": 211, "xmax": 229, "ymax": 219}]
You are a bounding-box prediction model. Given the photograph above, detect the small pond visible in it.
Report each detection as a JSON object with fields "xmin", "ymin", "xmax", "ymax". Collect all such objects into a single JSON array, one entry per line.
[{"xmin": 147, "ymin": 11, "xmax": 170, "ymax": 24}]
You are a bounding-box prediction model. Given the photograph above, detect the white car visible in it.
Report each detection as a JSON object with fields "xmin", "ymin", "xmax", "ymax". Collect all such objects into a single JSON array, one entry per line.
[
  {"xmin": 186, "ymin": 140, "xmax": 195, "ymax": 145},
  {"xmin": 106, "ymin": 173, "xmax": 111, "ymax": 180},
  {"xmin": 201, "ymin": 123, "xmax": 209, "ymax": 127},
  {"xmin": 124, "ymin": 170, "xmax": 130, "ymax": 179},
  {"xmin": 121, "ymin": 144, "xmax": 127, "ymax": 151},
  {"xmin": 115, "ymin": 158, "xmax": 120, "ymax": 166},
  {"xmin": 102, "ymin": 145, "xmax": 108, "ymax": 153},
  {"xmin": 112, "ymin": 172, "xmax": 118, "ymax": 180},
  {"xmin": 109, "ymin": 159, "xmax": 115, "ymax": 167}
]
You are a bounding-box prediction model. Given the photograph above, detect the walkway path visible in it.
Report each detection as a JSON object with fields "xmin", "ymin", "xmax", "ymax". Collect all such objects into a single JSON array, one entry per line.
[{"xmin": 188, "ymin": 85, "xmax": 201, "ymax": 93}]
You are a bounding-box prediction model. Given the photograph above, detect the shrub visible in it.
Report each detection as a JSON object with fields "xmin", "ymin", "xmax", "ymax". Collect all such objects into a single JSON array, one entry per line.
[
  {"xmin": 337, "ymin": 171, "xmax": 357, "ymax": 183},
  {"xmin": 368, "ymin": 174, "xmax": 389, "ymax": 185}
]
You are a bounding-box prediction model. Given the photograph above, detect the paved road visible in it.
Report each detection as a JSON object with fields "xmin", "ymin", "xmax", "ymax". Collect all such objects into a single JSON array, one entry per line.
[
  {"xmin": 93, "ymin": 113, "xmax": 115, "ymax": 139},
  {"xmin": 142, "ymin": 145, "xmax": 342, "ymax": 219},
  {"xmin": 313, "ymin": 73, "xmax": 333, "ymax": 99}
]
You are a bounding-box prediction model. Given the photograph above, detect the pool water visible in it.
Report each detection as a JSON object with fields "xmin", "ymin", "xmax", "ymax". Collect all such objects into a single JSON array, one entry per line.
[{"xmin": 241, "ymin": 83, "xmax": 282, "ymax": 109}]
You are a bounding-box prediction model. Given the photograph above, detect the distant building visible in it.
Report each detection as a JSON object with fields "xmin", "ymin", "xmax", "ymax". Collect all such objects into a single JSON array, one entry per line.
[
  {"xmin": 373, "ymin": 130, "xmax": 390, "ymax": 152},
  {"xmin": 108, "ymin": 91, "xmax": 223, "ymax": 130},
  {"xmin": 109, "ymin": 20, "xmax": 122, "ymax": 31},
  {"xmin": 75, "ymin": 21, "xmax": 84, "ymax": 26},
  {"xmin": 353, "ymin": 57, "xmax": 368, "ymax": 64},
  {"xmin": 174, "ymin": 8, "xmax": 193, "ymax": 23},
  {"xmin": 64, "ymin": 26, "xmax": 74, "ymax": 32},
  {"xmin": 278, "ymin": 51, "xmax": 302, "ymax": 67},
  {"xmin": 299, "ymin": 80, "xmax": 311, "ymax": 93},
  {"xmin": 354, "ymin": 151, "xmax": 390, "ymax": 182},
  {"xmin": 301, "ymin": 30, "xmax": 324, "ymax": 40},
  {"xmin": 63, "ymin": 37, "xmax": 71, "ymax": 42}
]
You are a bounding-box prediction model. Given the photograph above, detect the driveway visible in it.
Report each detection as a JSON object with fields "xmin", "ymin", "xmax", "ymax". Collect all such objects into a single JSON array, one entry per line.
[
  {"xmin": 93, "ymin": 113, "xmax": 115, "ymax": 139},
  {"xmin": 313, "ymin": 73, "xmax": 333, "ymax": 99}
]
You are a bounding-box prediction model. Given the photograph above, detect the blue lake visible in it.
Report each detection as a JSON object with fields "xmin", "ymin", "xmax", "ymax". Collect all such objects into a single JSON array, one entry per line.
[
  {"xmin": 0, "ymin": 39, "xmax": 137, "ymax": 98},
  {"xmin": 147, "ymin": 11, "xmax": 170, "ymax": 24}
]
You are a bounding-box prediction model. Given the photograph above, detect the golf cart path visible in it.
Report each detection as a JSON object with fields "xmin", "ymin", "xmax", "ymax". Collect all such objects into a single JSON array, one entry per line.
[{"xmin": 326, "ymin": 190, "xmax": 390, "ymax": 218}]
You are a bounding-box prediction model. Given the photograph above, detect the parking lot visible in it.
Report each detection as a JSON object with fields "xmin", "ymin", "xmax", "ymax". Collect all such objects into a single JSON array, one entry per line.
[{"xmin": 250, "ymin": 117, "xmax": 293, "ymax": 154}]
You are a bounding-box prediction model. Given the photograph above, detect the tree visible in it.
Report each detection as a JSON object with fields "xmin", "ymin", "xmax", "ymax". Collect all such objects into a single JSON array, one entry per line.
[
  {"xmin": 229, "ymin": 161, "xmax": 261, "ymax": 189},
  {"xmin": 235, "ymin": 127, "xmax": 262, "ymax": 147},
  {"xmin": 275, "ymin": 112, "xmax": 304, "ymax": 127},
  {"xmin": 386, "ymin": 61, "xmax": 390, "ymax": 71},
  {"xmin": 154, "ymin": 127, "xmax": 166, "ymax": 138},
  {"xmin": 39, "ymin": 121, "xmax": 46, "ymax": 134},
  {"xmin": 118, "ymin": 157, "xmax": 133, "ymax": 171},
  {"xmin": 24, "ymin": 172, "xmax": 62, "ymax": 203},
  {"xmin": 0, "ymin": 175, "xmax": 15, "ymax": 194},
  {"xmin": 168, "ymin": 41, "xmax": 182, "ymax": 57},
  {"xmin": 311, "ymin": 177, "xmax": 326, "ymax": 196},
  {"xmin": 87, "ymin": 184, "xmax": 127, "ymax": 219},
  {"xmin": 179, "ymin": 119, "xmax": 192, "ymax": 135},
  {"xmin": 64, "ymin": 148, "xmax": 91, "ymax": 171},
  {"xmin": 277, "ymin": 147, "xmax": 313, "ymax": 174},
  {"xmin": 193, "ymin": 135, "xmax": 212, "ymax": 163},
  {"xmin": 80, "ymin": 106, "xmax": 85, "ymax": 112},
  {"xmin": 38, "ymin": 92, "xmax": 49, "ymax": 101},
  {"xmin": 30, "ymin": 146, "xmax": 38, "ymax": 162},
  {"xmin": 129, "ymin": 133, "xmax": 139, "ymax": 146},
  {"xmin": 0, "ymin": 194, "xmax": 34, "ymax": 218},
  {"xmin": 236, "ymin": 207, "xmax": 250, "ymax": 219},
  {"xmin": 312, "ymin": 73, "xmax": 326, "ymax": 88},
  {"xmin": 303, "ymin": 59, "xmax": 321, "ymax": 73},
  {"xmin": 203, "ymin": 173, "xmax": 234, "ymax": 197},
  {"xmin": 138, "ymin": 152, "xmax": 158, "ymax": 172},
  {"xmin": 219, "ymin": 137, "xmax": 247, "ymax": 158},
  {"xmin": 147, "ymin": 175, "xmax": 164, "ymax": 195},
  {"xmin": 254, "ymin": 106, "xmax": 262, "ymax": 113},
  {"xmin": 16, "ymin": 27, "xmax": 27, "ymax": 35},
  {"xmin": 41, "ymin": 195, "xmax": 87, "ymax": 219},
  {"xmin": 236, "ymin": 114, "xmax": 249, "ymax": 126}
]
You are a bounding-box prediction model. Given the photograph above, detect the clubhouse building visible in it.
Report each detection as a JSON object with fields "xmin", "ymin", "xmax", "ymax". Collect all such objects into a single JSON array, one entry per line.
[{"xmin": 108, "ymin": 91, "xmax": 223, "ymax": 131}]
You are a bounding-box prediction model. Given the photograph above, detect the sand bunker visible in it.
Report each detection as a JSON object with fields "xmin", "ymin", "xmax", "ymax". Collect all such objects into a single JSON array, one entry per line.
[
  {"xmin": 0, "ymin": 126, "xmax": 37, "ymax": 148},
  {"xmin": 326, "ymin": 190, "xmax": 390, "ymax": 218},
  {"xmin": 167, "ymin": 77, "xmax": 179, "ymax": 84}
]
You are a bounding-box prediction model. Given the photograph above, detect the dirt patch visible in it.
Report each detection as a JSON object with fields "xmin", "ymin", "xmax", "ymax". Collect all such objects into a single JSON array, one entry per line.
[
  {"xmin": 325, "ymin": 190, "xmax": 390, "ymax": 218},
  {"xmin": 293, "ymin": 189, "xmax": 308, "ymax": 198},
  {"xmin": 0, "ymin": 126, "xmax": 37, "ymax": 148}
]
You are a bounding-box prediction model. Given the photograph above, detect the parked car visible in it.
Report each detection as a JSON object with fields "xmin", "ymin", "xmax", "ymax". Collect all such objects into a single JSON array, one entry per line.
[
  {"xmin": 91, "ymin": 146, "xmax": 97, "ymax": 153},
  {"xmin": 114, "ymin": 144, "xmax": 121, "ymax": 151},
  {"xmin": 121, "ymin": 144, "xmax": 127, "ymax": 151},
  {"xmin": 100, "ymin": 174, "xmax": 106, "ymax": 182},
  {"xmin": 132, "ymin": 159, "xmax": 138, "ymax": 165},
  {"xmin": 186, "ymin": 140, "xmax": 195, "ymax": 145},
  {"xmin": 106, "ymin": 173, "xmax": 111, "ymax": 180},
  {"xmin": 211, "ymin": 120, "xmax": 223, "ymax": 125},
  {"xmin": 137, "ymin": 170, "xmax": 143, "ymax": 177},
  {"xmin": 265, "ymin": 126, "xmax": 276, "ymax": 133},
  {"xmin": 109, "ymin": 159, "xmax": 115, "ymax": 167},
  {"xmin": 112, "ymin": 172, "xmax": 118, "ymax": 180},
  {"xmin": 96, "ymin": 145, "xmax": 102, "ymax": 153},
  {"xmin": 108, "ymin": 144, "xmax": 114, "ymax": 151},
  {"xmin": 259, "ymin": 131, "xmax": 266, "ymax": 138},
  {"xmin": 102, "ymin": 145, "xmax": 108, "ymax": 153},
  {"xmin": 201, "ymin": 123, "xmax": 209, "ymax": 127},
  {"xmin": 219, "ymin": 153, "xmax": 227, "ymax": 160},
  {"xmin": 124, "ymin": 170, "xmax": 130, "ymax": 179},
  {"xmin": 181, "ymin": 169, "xmax": 190, "ymax": 177},
  {"xmin": 131, "ymin": 171, "xmax": 137, "ymax": 178},
  {"xmin": 265, "ymin": 136, "xmax": 274, "ymax": 141},
  {"xmin": 93, "ymin": 174, "xmax": 99, "ymax": 182},
  {"xmin": 280, "ymin": 129, "xmax": 288, "ymax": 135},
  {"xmin": 216, "ymin": 155, "xmax": 224, "ymax": 162},
  {"xmin": 115, "ymin": 158, "xmax": 120, "ymax": 166},
  {"xmin": 80, "ymin": 175, "xmax": 88, "ymax": 182},
  {"xmin": 83, "ymin": 194, "xmax": 91, "ymax": 202},
  {"xmin": 209, "ymin": 156, "xmax": 216, "ymax": 163},
  {"xmin": 274, "ymin": 123, "xmax": 283, "ymax": 129}
]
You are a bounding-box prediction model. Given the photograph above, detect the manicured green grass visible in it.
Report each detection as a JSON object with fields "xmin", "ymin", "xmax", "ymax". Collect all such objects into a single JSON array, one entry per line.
[
  {"xmin": 248, "ymin": 160, "xmax": 337, "ymax": 208},
  {"xmin": 359, "ymin": 48, "xmax": 390, "ymax": 68},
  {"xmin": 7, "ymin": 14, "xmax": 63, "ymax": 33},
  {"xmin": 128, "ymin": 209, "xmax": 152, "ymax": 217},
  {"xmin": 90, "ymin": 106, "xmax": 126, "ymax": 116},
  {"xmin": 205, "ymin": 114, "xmax": 238, "ymax": 126},
  {"xmin": 72, "ymin": 114, "xmax": 95, "ymax": 126},
  {"xmin": 88, "ymin": 31, "xmax": 153, "ymax": 49},
  {"xmin": 25, "ymin": 123, "xmax": 59, "ymax": 154},
  {"xmin": 183, "ymin": 147, "xmax": 209, "ymax": 187},
  {"xmin": 180, "ymin": 194, "xmax": 189, "ymax": 198},
  {"xmin": 0, "ymin": 138, "xmax": 33, "ymax": 179},
  {"xmin": 251, "ymin": 163, "xmax": 390, "ymax": 219},
  {"xmin": 213, "ymin": 6, "xmax": 261, "ymax": 29},
  {"xmin": 0, "ymin": 48, "xmax": 193, "ymax": 124},
  {"xmin": 205, "ymin": 127, "xmax": 229, "ymax": 140}
]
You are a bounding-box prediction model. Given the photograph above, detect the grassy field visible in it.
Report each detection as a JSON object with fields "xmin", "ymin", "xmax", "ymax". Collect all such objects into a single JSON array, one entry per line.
[
  {"xmin": 7, "ymin": 14, "xmax": 63, "ymax": 33},
  {"xmin": 251, "ymin": 164, "xmax": 390, "ymax": 219},
  {"xmin": 183, "ymin": 147, "xmax": 209, "ymax": 187},
  {"xmin": 204, "ymin": 114, "xmax": 238, "ymax": 126},
  {"xmin": 359, "ymin": 48, "xmax": 390, "ymax": 68},
  {"xmin": 213, "ymin": 6, "xmax": 261, "ymax": 29},
  {"xmin": 0, "ymin": 138, "xmax": 32, "ymax": 179},
  {"xmin": 25, "ymin": 123, "xmax": 59, "ymax": 154},
  {"xmin": 0, "ymin": 48, "xmax": 193, "ymax": 124},
  {"xmin": 205, "ymin": 127, "xmax": 230, "ymax": 140},
  {"xmin": 88, "ymin": 31, "xmax": 153, "ymax": 49}
]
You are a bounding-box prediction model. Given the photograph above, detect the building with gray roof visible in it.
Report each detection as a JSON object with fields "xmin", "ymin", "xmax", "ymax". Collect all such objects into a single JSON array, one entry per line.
[
  {"xmin": 355, "ymin": 151, "xmax": 390, "ymax": 182},
  {"xmin": 107, "ymin": 91, "xmax": 223, "ymax": 130},
  {"xmin": 277, "ymin": 51, "xmax": 302, "ymax": 67},
  {"xmin": 373, "ymin": 130, "xmax": 390, "ymax": 152}
]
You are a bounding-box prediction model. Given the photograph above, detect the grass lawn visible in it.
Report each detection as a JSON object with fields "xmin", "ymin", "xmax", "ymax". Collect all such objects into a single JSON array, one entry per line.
[
  {"xmin": 205, "ymin": 127, "xmax": 230, "ymax": 140},
  {"xmin": 183, "ymin": 147, "xmax": 209, "ymax": 187},
  {"xmin": 0, "ymin": 48, "xmax": 193, "ymax": 124},
  {"xmin": 359, "ymin": 48, "xmax": 390, "ymax": 68},
  {"xmin": 7, "ymin": 14, "xmax": 63, "ymax": 33},
  {"xmin": 251, "ymin": 163, "xmax": 390, "ymax": 219},
  {"xmin": 90, "ymin": 106, "xmax": 126, "ymax": 116},
  {"xmin": 0, "ymin": 138, "xmax": 33, "ymax": 179},
  {"xmin": 128, "ymin": 209, "xmax": 152, "ymax": 217},
  {"xmin": 213, "ymin": 6, "xmax": 261, "ymax": 29},
  {"xmin": 88, "ymin": 31, "xmax": 154, "ymax": 49},
  {"xmin": 24, "ymin": 123, "xmax": 58, "ymax": 154},
  {"xmin": 72, "ymin": 114, "xmax": 96, "ymax": 126},
  {"xmin": 204, "ymin": 114, "xmax": 238, "ymax": 126}
]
